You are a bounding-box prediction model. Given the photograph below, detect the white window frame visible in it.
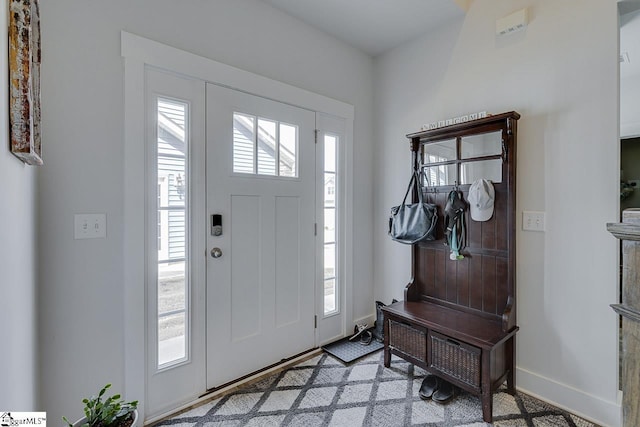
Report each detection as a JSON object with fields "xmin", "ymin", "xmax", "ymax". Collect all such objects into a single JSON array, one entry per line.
[{"xmin": 315, "ymin": 114, "xmax": 349, "ymax": 345}]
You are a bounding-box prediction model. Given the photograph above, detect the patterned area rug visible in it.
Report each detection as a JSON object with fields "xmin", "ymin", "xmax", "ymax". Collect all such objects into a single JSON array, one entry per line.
[{"xmin": 158, "ymin": 351, "xmax": 597, "ymax": 426}]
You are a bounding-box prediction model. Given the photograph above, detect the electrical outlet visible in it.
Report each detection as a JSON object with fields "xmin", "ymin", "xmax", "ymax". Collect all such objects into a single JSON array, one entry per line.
[
  {"xmin": 522, "ymin": 211, "xmax": 545, "ymax": 232},
  {"xmin": 74, "ymin": 214, "xmax": 107, "ymax": 239}
]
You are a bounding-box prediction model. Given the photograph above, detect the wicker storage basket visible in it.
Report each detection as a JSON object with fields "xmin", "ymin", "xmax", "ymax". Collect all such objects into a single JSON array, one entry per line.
[
  {"xmin": 389, "ymin": 320, "xmax": 427, "ymax": 362},
  {"xmin": 430, "ymin": 332, "xmax": 481, "ymax": 388}
]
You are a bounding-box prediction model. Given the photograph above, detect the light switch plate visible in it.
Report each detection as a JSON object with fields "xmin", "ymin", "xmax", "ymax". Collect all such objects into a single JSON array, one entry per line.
[
  {"xmin": 74, "ymin": 214, "xmax": 107, "ymax": 239},
  {"xmin": 522, "ymin": 211, "xmax": 545, "ymax": 232}
]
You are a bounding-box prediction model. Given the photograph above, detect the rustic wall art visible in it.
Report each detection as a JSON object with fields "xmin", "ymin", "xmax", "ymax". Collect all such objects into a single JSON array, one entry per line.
[{"xmin": 9, "ymin": 0, "xmax": 42, "ymax": 165}]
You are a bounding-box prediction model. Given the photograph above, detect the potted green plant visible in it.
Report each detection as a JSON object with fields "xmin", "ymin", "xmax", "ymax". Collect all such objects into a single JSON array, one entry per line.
[{"xmin": 63, "ymin": 383, "xmax": 138, "ymax": 427}]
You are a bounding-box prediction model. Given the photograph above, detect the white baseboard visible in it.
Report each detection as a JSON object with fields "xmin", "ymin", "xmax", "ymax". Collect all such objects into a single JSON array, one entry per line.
[
  {"xmin": 318, "ymin": 314, "xmax": 376, "ymax": 347},
  {"xmin": 353, "ymin": 313, "xmax": 376, "ymax": 329},
  {"xmin": 516, "ymin": 367, "xmax": 621, "ymax": 427}
]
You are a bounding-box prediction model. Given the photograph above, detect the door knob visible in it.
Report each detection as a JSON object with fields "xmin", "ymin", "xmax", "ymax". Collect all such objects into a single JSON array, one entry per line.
[{"xmin": 211, "ymin": 247, "xmax": 223, "ymax": 258}]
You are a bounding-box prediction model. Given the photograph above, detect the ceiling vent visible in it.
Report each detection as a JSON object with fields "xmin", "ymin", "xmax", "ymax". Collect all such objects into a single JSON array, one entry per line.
[{"xmin": 620, "ymin": 52, "xmax": 630, "ymax": 63}]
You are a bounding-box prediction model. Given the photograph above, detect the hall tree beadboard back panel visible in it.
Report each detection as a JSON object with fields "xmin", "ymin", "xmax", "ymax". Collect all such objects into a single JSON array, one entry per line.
[{"xmin": 382, "ymin": 112, "xmax": 520, "ymax": 424}]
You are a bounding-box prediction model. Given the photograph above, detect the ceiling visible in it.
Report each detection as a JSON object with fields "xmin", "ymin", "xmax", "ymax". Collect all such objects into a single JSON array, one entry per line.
[
  {"xmin": 259, "ymin": 1, "xmax": 640, "ymax": 79},
  {"xmin": 258, "ymin": 0, "xmax": 640, "ymax": 135},
  {"xmin": 260, "ymin": 0, "xmax": 467, "ymax": 56}
]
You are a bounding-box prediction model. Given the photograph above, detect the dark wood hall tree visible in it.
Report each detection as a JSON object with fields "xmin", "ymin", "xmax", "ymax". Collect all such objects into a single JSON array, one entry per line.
[{"xmin": 383, "ymin": 112, "xmax": 520, "ymax": 423}]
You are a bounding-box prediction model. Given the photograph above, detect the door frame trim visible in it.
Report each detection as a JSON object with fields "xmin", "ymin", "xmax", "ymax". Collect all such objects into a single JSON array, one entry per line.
[{"xmin": 122, "ymin": 31, "xmax": 354, "ymax": 419}]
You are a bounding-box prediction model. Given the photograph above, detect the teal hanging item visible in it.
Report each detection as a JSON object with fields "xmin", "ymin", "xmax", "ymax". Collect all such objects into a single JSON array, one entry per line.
[{"xmin": 444, "ymin": 189, "xmax": 466, "ymax": 260}]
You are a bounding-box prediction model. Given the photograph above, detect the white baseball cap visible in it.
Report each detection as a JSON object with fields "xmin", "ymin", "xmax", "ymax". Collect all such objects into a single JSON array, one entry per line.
[{"xmin": 468, "ymin": 179, "xmax": 495, "ymax": 222}]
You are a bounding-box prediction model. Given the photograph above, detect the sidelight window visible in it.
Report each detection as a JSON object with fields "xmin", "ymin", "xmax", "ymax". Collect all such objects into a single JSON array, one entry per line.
[
  {"xmin": 156, "ymin": 97, "xmax": 189, "ymax": 368},
  {"xmin": 323, "ymin": 134, "xmax": 338, "ymax": 315}
]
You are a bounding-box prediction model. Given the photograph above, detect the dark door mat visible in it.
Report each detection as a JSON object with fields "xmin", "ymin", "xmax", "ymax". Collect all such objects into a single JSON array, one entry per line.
[{"xmin": 321, "ymin": 336, "xmax": 384, "ymax": 364}]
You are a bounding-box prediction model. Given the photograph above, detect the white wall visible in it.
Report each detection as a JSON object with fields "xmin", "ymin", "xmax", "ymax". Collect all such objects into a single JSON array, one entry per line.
[
  {"xmin": 0, "ymin": 3, "xmax": 38, "ymax": 410},
  {"xmin": 373, "ymin": 1, "xmax": 621, "ymax": 425},
  {"xmin": 39, "ymin": 0, "xmax": 373, "ymax": 421},
  {"xmin": 621, "ymin": 73, "xmax": 640, "ymax": 137}
]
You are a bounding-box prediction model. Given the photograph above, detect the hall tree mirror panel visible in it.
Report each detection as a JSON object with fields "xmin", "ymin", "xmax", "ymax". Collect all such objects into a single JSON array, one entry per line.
[{"xmin": 382, "ymin": 112, "xmax": 520, "ymax": 423}]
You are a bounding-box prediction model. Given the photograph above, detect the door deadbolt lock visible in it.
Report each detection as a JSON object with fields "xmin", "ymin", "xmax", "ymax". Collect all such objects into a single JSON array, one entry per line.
[
  {"xmin": 211, "ymin": 214, "xmax": 222, "ymax": 236},
  {"xmin": 211, "ymin": 247, "xmax": 223, "ymax": 258}
]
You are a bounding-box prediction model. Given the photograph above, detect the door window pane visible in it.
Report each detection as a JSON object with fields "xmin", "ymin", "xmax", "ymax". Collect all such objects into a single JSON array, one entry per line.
[
  {"xmin": 157, "ymin": 97, "xmax": 189, "ymax": 368},
  {"xmin": 279, "ymin": 123, "xmax": 297, "ymax": 177},
  {"xmin": 324, "ymin": 173, "xmax": 336, "ymax": 208},
  {"xmin": 257, "ymin": 118, "xmax": 277, "ymax": 175},
  {"xmin": 158, "ymin": 311, "xmax": 186, "ymax": 366},
  {"xmin": 324, "ymin": 135, "xmax": 336, "ymax": 172},
  {"xmin": 324, "ymin": 208, "xmax": 335, "ymax": 243},
  {"xmin": 324, "ymin": 279, "xmax": 336, "ymax": 314},
  {"xmin": 324, "ymin": 244, "xmax": 336, "ymax": 280},
  {"xmin": 233, "ymin": 113, "xmax": 256, "ymax": 174}
]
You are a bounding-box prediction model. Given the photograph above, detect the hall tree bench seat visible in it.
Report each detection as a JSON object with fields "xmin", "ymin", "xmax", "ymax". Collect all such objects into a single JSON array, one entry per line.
[
  {"xmin": 383, "ymin": 300, "xmax": 518, "ymax": 421},
  {"xmin": 382, "ymin": 112, "xmax": 520, "ymax": 423}
]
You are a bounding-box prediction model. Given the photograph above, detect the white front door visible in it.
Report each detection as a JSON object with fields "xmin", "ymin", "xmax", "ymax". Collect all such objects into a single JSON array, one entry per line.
[{"xmin": 206, "ymin": 84, "xmax": 317, "ymax": 388}]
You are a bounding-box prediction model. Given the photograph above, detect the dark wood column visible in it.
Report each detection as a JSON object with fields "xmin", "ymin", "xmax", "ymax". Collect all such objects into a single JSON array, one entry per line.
[{"xmin": 608, "ymin": 209, "xmax": 640, "ymax": 427}]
